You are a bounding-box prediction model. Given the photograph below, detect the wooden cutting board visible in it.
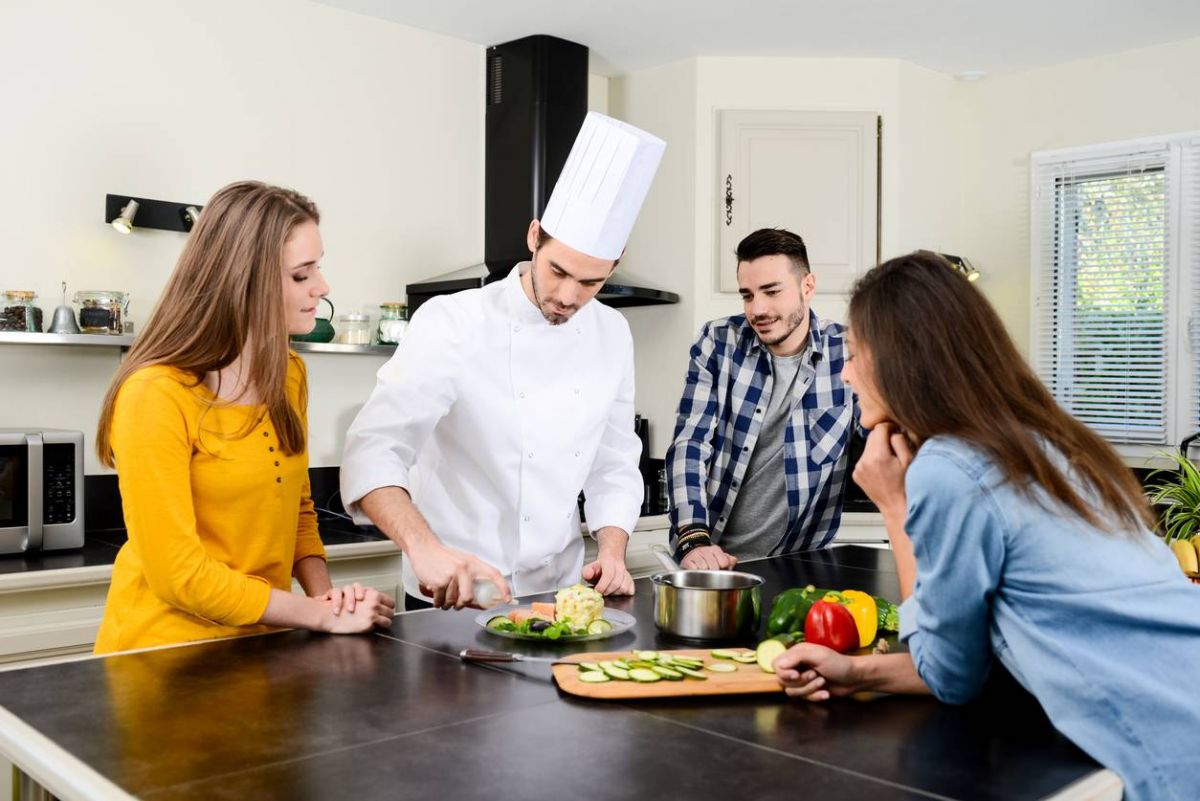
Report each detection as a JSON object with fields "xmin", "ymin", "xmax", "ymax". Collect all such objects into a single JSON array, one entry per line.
[{"xmin": 552, "ymin": 648, "xmax": 784, "ymax": 700}]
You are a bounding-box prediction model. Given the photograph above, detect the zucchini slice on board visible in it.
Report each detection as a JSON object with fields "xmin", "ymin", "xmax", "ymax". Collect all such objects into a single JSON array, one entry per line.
[
  {"xmin": 578, "ymin": 671, "xmax": 611, "ymax": 683},
  {"xmin": 755, "ymin": 638, "xmax": 789, "ymax": 673},
  {"xmin": 628, "ymin": 667, "xmax": 663, "ymax": 682},
  {"xmin": 706, "ymin": 662, "xmax": 738, "ymax": 673}
]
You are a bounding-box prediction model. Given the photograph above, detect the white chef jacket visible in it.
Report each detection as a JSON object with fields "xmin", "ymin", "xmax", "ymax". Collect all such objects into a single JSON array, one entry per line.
[{"xmin": 341, "ymin": 263, "xmax": 643, "ymax": 599}]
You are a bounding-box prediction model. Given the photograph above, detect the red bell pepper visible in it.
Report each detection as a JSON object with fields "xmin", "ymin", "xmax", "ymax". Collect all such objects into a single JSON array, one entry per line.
[{"xmin": 804, "ymin": 600, "xmax": 860, "ymax": 653}]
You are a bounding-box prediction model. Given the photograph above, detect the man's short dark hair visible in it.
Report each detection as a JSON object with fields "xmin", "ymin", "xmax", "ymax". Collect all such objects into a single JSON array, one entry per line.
[{"xmin": 736, "ymin": 228, "xmax": 810, "ymax": 276}]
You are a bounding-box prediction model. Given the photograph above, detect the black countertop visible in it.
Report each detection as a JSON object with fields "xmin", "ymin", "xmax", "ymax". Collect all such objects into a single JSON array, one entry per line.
[{"xmin": 0, "ymin": 547, "xmax": 1105, "ymax": 801}]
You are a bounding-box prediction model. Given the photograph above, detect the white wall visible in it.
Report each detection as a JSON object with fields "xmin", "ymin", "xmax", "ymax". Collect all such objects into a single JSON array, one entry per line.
[
  {"xmin": 960, "ymin": 36, "xmax": 1200, "ymax": 353},
  {"xmin": 609, "ymin": 61, "xmax": 700, "ymax": 457},
  {"xmin": 0, "ymin": 0, "xmax": 486, "ymax": 470}
]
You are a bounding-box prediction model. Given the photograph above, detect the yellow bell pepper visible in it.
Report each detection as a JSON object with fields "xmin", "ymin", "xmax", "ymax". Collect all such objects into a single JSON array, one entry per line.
[{"xmin": 823, "ymin": 590, "xmax": 878, "ymax": 648}]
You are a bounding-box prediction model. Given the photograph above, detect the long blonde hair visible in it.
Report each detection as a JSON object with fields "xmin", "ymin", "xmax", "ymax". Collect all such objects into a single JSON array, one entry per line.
[{"xmin": 97, "ymin": 181, "xmax": 319, "ymax": 467}]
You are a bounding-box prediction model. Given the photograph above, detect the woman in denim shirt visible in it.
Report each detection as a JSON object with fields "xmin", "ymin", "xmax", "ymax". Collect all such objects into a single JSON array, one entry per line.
[{"xmin": 774, "ymin": 252, "xmax": 1200, "ymax": 800}]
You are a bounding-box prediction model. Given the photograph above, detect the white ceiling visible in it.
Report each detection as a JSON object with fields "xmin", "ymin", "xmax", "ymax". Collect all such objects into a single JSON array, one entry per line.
[{"xmin": 312, "ymin": 0, "xmax": 1200, "ymax": 77}]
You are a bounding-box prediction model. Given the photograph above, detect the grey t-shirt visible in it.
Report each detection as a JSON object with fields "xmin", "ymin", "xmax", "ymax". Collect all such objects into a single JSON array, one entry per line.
[{"xmin": 720, "ymin": 348, "xmax": 812, "ymax": 557}]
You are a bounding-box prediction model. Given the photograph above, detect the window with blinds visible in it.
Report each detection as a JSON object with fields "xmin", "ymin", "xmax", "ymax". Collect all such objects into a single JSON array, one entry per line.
[{"xmin": 1032, "ymin": 135, "xmax": 1199, "ymax": 451}]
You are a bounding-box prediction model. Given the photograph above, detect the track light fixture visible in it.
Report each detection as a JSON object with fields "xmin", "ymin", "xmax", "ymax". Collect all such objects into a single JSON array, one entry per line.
[{"xmin": 106, "ymin": 194, "xmax": 204, "ymax": 234}]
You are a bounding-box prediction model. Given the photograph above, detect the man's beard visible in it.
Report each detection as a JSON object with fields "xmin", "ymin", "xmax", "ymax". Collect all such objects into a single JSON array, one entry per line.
[
  {"xmin": 752, "ymin": 308, "xmax": 806, "ymax": 347},
  {"xmin": 530, "ymin": 253, "xmax": 571, "ymax": 325}
]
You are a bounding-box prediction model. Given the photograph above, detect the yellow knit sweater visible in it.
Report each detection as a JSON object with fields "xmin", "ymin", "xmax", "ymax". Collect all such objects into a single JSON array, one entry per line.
[{"xmin": 94, "ymin": 353, "xmax": 325, "ymax": 654}]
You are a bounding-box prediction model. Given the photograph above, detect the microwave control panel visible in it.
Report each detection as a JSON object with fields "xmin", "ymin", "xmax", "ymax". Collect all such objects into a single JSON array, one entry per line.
[{"xmin": 42, "ymin": 443, "xmax": 76, "ymax": 525}]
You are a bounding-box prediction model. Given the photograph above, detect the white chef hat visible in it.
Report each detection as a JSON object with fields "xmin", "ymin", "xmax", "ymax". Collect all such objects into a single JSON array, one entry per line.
[{"xmin": 539, "ymin": 112, "xmax": 666, "ymax": 261}]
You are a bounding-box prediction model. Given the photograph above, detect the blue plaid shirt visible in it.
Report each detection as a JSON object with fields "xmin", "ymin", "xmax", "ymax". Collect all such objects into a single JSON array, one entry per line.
[{"xmin": 666, "ymin": 309, "xmax": 858, "ymax": 556}]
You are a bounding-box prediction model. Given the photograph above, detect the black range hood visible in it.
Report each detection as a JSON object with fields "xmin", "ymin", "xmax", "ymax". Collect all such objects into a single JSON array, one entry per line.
[{"xmin": 407, "ymin": 34, "xmax": 678, "ymax": 315}]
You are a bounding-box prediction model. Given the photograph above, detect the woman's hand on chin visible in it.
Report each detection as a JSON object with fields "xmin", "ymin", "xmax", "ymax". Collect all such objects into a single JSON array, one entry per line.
[{"xmin": 852, "ymin": 421, "xmax": 914, "ymax": 520}]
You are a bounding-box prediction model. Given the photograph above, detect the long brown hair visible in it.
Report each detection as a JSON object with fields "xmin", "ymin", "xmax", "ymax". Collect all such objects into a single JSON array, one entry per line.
[
  {"xmin": 97, "ymin": 181, "xmax": 319, "ymax": 467},
  {"xmin": 848, "ymin": 251, "xmax": 1153, "ymax": 532}
]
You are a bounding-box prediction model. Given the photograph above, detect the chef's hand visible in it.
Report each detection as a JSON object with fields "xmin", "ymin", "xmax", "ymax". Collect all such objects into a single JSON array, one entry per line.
[
  {"xmin": 773, "ymin": 643, "xmax": 861, "ymax": 702},
  {"xmin": 409, "ymin": 540, "xmax": 511, "ymax": 610},
  {"xmin": 318, "ymin": 582, "xmax": 367, "ymax": 615},
  {"xmin": 322, "ymin": 587, "xmax": 396, "ymax": 634},
  {"xmin": 582, "ymin": 553, "xmax": 634, "ymax": 596},
  {"xmin": 851, "ymin": 421, "xmax": 915, "ymax": 520},
  {"xmin": 680, "ymin": 544, "xmax": 738, "ymax": 570}
]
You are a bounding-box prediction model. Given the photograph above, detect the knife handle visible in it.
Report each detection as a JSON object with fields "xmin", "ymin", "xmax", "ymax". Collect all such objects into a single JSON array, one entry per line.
[{"xmin": 459, "ymin": 648, "xmax": 516, "ymax": 663}]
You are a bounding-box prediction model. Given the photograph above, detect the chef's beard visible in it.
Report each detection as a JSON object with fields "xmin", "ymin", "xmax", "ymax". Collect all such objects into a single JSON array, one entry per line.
[
  {"xmin": 530, "ymin": 253, "xmax": 573, "ymax": 326},
  {"xmin": 752, "ymin": 307, "xmax": 806, "ymax": 347}
]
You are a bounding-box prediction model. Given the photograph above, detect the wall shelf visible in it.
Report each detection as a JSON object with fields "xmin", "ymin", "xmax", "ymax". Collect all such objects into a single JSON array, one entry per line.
[
  {"xmin": 0, "ymin": 332, "xmax": 396, "ymax": 356},
  {"xmin": 0, "ymin": 332, "xmax": 133, "ymax": 347}
]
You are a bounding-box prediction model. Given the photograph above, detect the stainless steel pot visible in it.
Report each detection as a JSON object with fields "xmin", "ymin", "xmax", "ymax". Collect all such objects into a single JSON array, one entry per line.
[{"xmin": 651, "ymin": 546, "xmax": 764, "ymax": 641}]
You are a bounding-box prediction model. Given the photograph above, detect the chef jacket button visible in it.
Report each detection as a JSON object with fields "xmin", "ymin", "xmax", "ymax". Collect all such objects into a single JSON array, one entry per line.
[
  {"xmin": 523, "ymin": 515, "xmax": 531, "ymax": 522},
  {"xmin": 528, "ymin": 452, "xmax": 534, "ymax": 459},
  {"xmin": 574, "ymin": 450, "xmax": 580, "ymax": 457},
  {"xmin": 755, "ymin": 408, "xmax": 763, "ymax": 414},
  {"xmin": 519, "ymin": 392, "xmax": 526, "ymax": 398},
  {"xmin": 274, "ymin": 461, "xmax": 280, "ymax": 467},
  {"xmin": 276, "ymin": 477, "xmax": 282, "ymax": 484},
  {"xmin": 269, "ymin": 446, "xmax": 275, "ymax": 453},
  {"xmin": 742, "ymin": 445, "xmax": 748, "ymax": 452},
  {"xmin": 573, "ymin": 388, "xmax": 580, "ymax": 395},
  {"xmin": 263, "ymin": 431, "xmax": 269, "ymax": 437},
  {"xmin": 514, "ymin": 325, "xmax": 521, "ymax": 332}
]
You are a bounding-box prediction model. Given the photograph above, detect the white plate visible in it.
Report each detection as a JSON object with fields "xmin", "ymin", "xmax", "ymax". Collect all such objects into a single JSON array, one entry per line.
[{"xmin": 475, "ymin": 608, "xmax": 637, "ymax": 642}]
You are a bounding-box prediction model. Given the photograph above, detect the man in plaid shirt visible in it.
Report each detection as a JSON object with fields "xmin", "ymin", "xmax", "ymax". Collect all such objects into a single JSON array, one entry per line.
[{"xmin": 666, "ymin": 228, "xmax": 859, "ymax": 568}]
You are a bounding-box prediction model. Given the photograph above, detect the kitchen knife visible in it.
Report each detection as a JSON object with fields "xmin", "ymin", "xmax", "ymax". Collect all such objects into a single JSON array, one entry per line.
[{"xmin": 459, "ymin": 648, "xmax": 571, "ymax": 665}]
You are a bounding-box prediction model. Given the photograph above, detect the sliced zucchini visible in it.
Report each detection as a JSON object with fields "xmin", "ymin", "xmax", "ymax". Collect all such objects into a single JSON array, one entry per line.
[
  {"xmin": 710, "ymin": 649, "xmax": 741, "ymax": 660},
  {"xmin": 577, "ymin": 661, "xmax": 602, "ymax": 673},
  {"xmin": 755, "ymin": 638, "xmax": 788, "ymax": 674},
  {"xmin": 677, "ymin": 666, "xmax": 708, "ymax": 680},
  {"xmin": 633, "ymin": 650, "xmax": 659, "ymax": 661},
  {"xmin": 731, "ymin": 652, "xmax": 759, "ymax": 664},
  {"xmin": 601, "ymin": 664, "xmax": 630, "ymax": 680},
  {"xmin": 612, "ymin": 659, "xmax": 632, "ymax": 670},
  {"xmin": 706, "ymin": 662, "xmax": 738, "ymax": 673},
  {"xmin": 629, "ymin": 661, "xmax": 656, "ymax": 670},
  {"xmin": 587, "ymin": 619, "xmax": 613, "ymax": 635},
  {"xmin": 651, "ymin": 665, "xmax": 684, "ymax": 680},
  {"xmin": 628, "ymin": 667, "xmax": 662, "ymax": 682},
  {"xmin": 485, "ymin": 615, "xmax": 512, "ymax": 631},
  {"xmin": 578, "ymin": 671, "xmax": 611, "ymax": 683},
  {"xmin": 598, "ymin": 660, "xmax": 616, "ymax": 671}
]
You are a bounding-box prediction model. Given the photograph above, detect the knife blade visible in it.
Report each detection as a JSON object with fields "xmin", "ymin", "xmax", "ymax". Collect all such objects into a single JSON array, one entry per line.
[{"xmin": 459, "ymin": 648, "xmax": 572, "ymax": 665}]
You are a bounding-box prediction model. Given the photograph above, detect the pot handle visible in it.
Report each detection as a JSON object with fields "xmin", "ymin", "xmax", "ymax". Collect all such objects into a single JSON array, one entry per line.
[
  {"xmin": 651, "ymin": 544, "xmax": 680, "ymax": 572},
  {"xmin": 318, "ymin": 296, "xmax": 334, "ymax": 321}
]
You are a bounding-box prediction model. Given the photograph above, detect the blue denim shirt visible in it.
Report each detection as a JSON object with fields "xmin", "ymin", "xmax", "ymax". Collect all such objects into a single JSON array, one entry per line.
[{"xmin": 899, "ymin": 436, "xmax": 1200, "ymax": 801}]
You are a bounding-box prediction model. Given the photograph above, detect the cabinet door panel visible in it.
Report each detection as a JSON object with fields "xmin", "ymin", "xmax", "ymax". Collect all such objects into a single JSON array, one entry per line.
[{"xmin": 718, "ymin": 110, "xmax": 879, "ymax": 296}]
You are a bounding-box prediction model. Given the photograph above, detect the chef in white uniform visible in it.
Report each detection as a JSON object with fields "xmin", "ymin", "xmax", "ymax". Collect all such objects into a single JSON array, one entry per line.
[{"xmin": 341, "ymin": 112, "xmax": 667, "ymax": 610}]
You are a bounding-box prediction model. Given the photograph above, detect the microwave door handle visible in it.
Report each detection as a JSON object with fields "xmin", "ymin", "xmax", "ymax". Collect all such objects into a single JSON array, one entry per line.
[{"xmin": 26, "ymin": 433, "xmax": 43, "ymax": 552}]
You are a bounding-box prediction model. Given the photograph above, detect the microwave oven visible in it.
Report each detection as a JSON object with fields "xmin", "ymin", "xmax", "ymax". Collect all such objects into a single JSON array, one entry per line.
[{"xmin": 0, "ymin": 429, "xmax": 85, "ymax": 554}]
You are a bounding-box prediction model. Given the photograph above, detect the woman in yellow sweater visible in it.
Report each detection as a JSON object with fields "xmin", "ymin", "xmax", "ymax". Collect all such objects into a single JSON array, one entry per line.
[{"xmin": 93, "ymin": 181, "xmax": 395, "ymax": 654}]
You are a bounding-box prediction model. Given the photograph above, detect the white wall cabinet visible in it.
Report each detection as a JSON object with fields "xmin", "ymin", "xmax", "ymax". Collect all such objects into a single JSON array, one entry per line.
[{"xmin": 716, "ymin": 109, "xmax": 880, "ymax": 296}]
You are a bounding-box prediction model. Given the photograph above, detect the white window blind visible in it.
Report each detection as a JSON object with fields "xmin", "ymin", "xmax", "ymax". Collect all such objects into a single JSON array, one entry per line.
[{"xmin": 1032, "ymin": 135, "xmax": 1200, "ymax": 449}]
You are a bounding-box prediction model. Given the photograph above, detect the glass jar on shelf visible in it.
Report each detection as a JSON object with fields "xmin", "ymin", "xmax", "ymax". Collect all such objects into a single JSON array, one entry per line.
[
  {"xmin": 0, "ymin": 291, "xmax": 43, "ymax": 332},
  {"xmin": 377, "ymin": 301, "xmax": 408, "ymax": 345},
  {"xmin": 337, "ymin": 312, "xmax": 372, "ymax": 345},
  {"xmin": 72, "ymin": 290, "xmax": 128, "ymax": 335}
]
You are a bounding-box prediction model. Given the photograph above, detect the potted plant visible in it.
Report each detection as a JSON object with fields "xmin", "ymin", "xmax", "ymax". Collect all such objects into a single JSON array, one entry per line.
[{"xmin": 1145, "ymin": 449, "xmax": 1200, "ymax": 583}]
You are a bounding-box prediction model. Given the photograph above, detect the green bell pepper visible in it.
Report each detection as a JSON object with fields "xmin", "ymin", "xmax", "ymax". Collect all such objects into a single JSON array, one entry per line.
[{"xmin": 765, "ymin": 585, "xmax": 835, "ymax": 637}]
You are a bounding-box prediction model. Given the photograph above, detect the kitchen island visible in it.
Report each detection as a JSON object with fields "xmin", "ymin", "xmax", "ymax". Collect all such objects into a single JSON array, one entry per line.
[{"xmin": 0, "ymin": 546, "xmax": 1118, "ymax": 800}]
